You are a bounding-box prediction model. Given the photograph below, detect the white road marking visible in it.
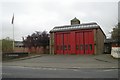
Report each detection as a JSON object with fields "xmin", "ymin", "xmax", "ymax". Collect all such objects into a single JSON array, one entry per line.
[
  {"xmin": 103, "ymin": 69, "xmax": 118, "ymax": 72},
  {"xmin": 3, "ymin": 66, "xmax": 119, "ymax": 72},
  {"xmin": 2, "ymin": 73, "xmax": 12, "ymax": 75},
  {"xmin": 73, "ymin": 69, "xmax": 79, "ymax": 71},
  {"xmin": 3, "ymin": 66, "xmax": 62, "ymax": 71}
]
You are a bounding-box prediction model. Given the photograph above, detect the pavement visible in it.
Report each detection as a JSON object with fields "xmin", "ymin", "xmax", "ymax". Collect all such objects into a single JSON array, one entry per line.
[
  {"xmin": 3, "ymin": 55, "xmax": 41, "ymax": 62},
  {"xmin": 2, "ymin": 54, "xmax": 119, "ymax": 69}
]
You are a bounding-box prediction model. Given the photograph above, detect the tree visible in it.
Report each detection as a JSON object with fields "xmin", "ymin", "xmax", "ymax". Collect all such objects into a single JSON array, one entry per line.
[
  {"xmin": 111, "ymin": 22, "xmax": 120, "ymax": 40},
  {"xmin": 41, "ymin": 31, "xmax": 49, "ymax": 49},
  {"xmin": 2, "ymin": 37, "xmax": 13, "ymax": 53},
  {"xmin": 23, "ymin": 31, "xmax": 49, "ymax": 53}
]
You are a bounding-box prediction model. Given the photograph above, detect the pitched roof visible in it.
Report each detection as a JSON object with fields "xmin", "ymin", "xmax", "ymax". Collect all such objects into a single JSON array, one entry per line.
[
  {"xmin": 50, "ymin": 22, "xmax": 99, "ymax": 32},
  {"xmin": 71, "ymin": 17, "xmax": 80, "ymax": 21},
  {"xmin": 50, "ymin": 22, "xmax": 106, "ymax": 37}
]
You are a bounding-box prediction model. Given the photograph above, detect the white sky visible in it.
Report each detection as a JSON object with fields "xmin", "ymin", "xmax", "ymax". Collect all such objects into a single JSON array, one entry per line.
[{"xmin": 1, "ymin": 0, "xmax": 119, "ymax": 41}]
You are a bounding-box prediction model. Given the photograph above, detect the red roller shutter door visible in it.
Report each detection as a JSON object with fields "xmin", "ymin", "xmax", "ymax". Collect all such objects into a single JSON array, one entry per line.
[
  {"xmin": 58, "ymin": 33, "xmax": 63, "ymax": 54},
  {"xmin": 75, "ymin": 31, "xmax": 94, "ymax": 55},
  {"xmin": 55, "ymin": 33, "xmax": 64, "ymax": 54},
  {"xmin": 84, "ymin": 31, "xmax": 94, "ymax": 54},
  {"xmin": 63, "ymin": 33, "xmax": 70, "ymax": 54},
  {"xmin": 67, "ymin": 33, "xmax": 71, "ymax": 54},
  {"xmin": 84, "ymin": 32, "xmax": 89, "ymax": 54},
  {"xmin": 75, "ymin": 32, "xmax": 84, "ymax": 55},
  {"xmin": 54, "ymin": 33, "xmax": 57, "ymax": 54},
  {"xmin": 55, "ymin": 33, "xmax": 60, "ymax": 54},
  {"xmin": 59, "ymin": 33, "xmax": 64, "ymax": 54},
  {"xmin": 88, "ymin": 31, "xmax": 94, "ymax": 54},
  {"xmin": 70, "ymin": 32, "xmax": 75, "ymax": 54},
  {"xmin": 63, "ymin": 33, "xmax": 67, "ymax": 54},
  {"xmin": 55, "ymin": 30, "xmax": 94, "ymax": 55},
  {"xmin": 79, "ymin": 32, "xmax": 84, "ymax": 54},
  {"xmin": 75, "ymin": 32, "xmax": 80, "ymax": 55}
]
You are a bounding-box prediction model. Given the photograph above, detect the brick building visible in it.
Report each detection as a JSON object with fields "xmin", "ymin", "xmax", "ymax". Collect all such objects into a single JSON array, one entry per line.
[{"xmin": 50, "ymin": 18, "xmax": 106, "ymax": 55}]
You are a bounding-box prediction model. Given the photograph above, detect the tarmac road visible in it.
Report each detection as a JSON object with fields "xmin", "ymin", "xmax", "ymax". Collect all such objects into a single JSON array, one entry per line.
[
  {"xmin": 3, "ymin": 54, "xmax": 118, "ymax": 68},
  {"xmin": 2, "ymin": 54, "xmax": 119, "ymax": 79},
  {"xmin": 2, "ymin": 66, "xmax": 119, "ymax": 78}
]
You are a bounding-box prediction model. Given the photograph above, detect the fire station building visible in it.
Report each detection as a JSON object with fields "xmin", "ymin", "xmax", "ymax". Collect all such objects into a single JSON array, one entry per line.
[{"xmin": 50, "ymin": 18, "xmax": 106, "ymax": 55}]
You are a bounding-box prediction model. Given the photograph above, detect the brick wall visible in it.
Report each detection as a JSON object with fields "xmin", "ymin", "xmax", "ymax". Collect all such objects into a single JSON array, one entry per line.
[{"xmin": 14, "ymin": 46, "xmax": 49, "ymax": 54}]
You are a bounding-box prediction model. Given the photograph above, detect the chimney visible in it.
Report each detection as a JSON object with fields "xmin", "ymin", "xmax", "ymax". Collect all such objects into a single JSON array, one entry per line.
[{"xmin": 71, "ymin": 17, "xmax": 80, "ymax": 25}]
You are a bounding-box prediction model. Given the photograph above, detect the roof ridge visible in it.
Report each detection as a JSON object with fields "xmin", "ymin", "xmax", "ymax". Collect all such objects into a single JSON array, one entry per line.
[{"xmin": 54, "ymin": 22, "xmax": 97, "ymax": 28}]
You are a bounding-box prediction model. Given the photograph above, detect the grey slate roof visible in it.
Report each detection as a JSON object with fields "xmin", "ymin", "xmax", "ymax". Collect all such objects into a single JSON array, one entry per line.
[{"xmin": 50, "ymin": 22, "xmax": 100, "ymax": 32}]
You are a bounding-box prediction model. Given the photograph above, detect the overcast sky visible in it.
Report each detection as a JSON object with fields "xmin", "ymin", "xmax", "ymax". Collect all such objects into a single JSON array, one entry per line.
[{"xmin": 1, "ymin": 0, "xmax": 119, "ymax": 41}]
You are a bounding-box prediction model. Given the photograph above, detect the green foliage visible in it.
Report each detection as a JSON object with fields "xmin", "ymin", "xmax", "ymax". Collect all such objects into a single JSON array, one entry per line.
[
  {"xmin": 111, "ymin": 22, "xmax": 120, "ymax": 40},
  {"xmin": 23, "ymin": 31, "xmax": 49, "ymax": 49},
  {"xmin": 2, "ymin": 37, "xmax": 13, "ymax": 53},
  {"xmin": 23, "ymin": 31, "xmax": 49, "ymax": 54}
]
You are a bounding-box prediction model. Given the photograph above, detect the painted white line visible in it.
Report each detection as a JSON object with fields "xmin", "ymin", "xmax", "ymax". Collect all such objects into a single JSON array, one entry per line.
[
  {"xmin": 2, "ymin": 73, "xmax": 12, "ymax": 75},
  {"xmin": 73, "ymin": 69, "xmax": 79, "ymax": 71},
  {"xmin": 72, "ymin": 67, "xmax": 81, "ymax": 69},
  {"xmin": 3, "ymin": 66, "xmax": 62, "ymax": 71},
  {"xmin": 103, "ymin": 69, "xmax": 118, "ymax": 72},
  {"xmin": 103, "ymin": 70, "xmax": 113, "ymax": 71}
]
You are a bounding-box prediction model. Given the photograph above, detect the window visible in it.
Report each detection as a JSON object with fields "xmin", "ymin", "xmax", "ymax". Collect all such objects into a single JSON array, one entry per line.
[
  {"xmin": 85, "ymin": 45, "xmax": 88, "ymax": 50},
  {"xmin": 64, "ymin": 45, "xmax": 67, "ymax": 50},
  {"xmin": 76, "ymin": 45, "xmax": 79, "ymax": 50},
  {"xmin": 80, "ymin": 45, "xmax": 83, "ymax": 50},
  {"xmin": 68, "ymin": 45, "xmax": 71, "ymax": 50},
  {"xmin": 89, "ymin": 44, "xmax": 92, "ymax": 50}
]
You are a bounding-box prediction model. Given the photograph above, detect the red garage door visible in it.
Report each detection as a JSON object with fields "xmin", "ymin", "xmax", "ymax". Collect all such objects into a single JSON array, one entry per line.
[
  {"xmin": 55, "ymin": 30, "xmax": 94, "ymax": 55},
  {"xmin": 88, "ymin": 31, "xmax": 94, "ymax": 54},
  {"xmin": 75, "ymin": 31, "xmax": 94, "ymax": 54},
  {"xmin": 55, "ymin": 33, "xmax": 71, "ymax": 54},
  {"xmin": 75, "ymin": 32, "xmax": 80, "ymax": 54},
  {"xmin": 63, "ymin": 33, "xmax": 70, "ymax": 54},
  {"xmin": 63, "ymin": 33, "xmax": 67, "ymax": 54},
  {"xmin": 84, "ymin": 32, "xmax": 89, "ymax": 54},
  {"xmin": 75, "ymin": 32, "xmax": 84, "ymax": 54},
  {"xmin": 55, "ymin": 33, "xmax": 59, "ymax": 54},
  {"xmin": 79, "ymin": 32, "xmax": 84, "ymax": 54},
  {"xmin": 55, "ymin": 33, "xmax": 63, "ymax": 54}
]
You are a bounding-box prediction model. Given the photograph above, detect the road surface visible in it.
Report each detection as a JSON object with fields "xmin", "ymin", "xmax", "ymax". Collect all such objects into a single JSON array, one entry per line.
[{"xmin": 2, "ymin": 66, "xmax": 119, "ymax": 78}]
